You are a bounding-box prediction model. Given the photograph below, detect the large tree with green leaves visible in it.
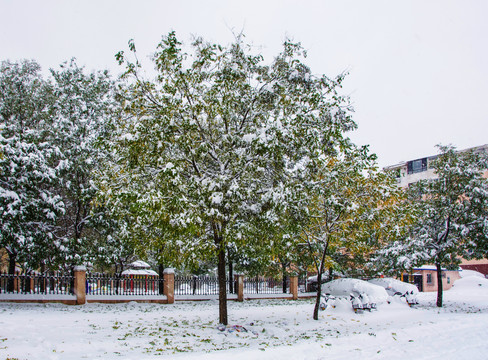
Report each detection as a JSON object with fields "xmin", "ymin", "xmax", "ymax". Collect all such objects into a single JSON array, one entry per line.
[
  {"xmin": 378, "ymin": 145, "xmax": 488, "ymax": 307},
  {"xmin": 102, "ymin": 32, "xmax": 356, "ymax": 324}
]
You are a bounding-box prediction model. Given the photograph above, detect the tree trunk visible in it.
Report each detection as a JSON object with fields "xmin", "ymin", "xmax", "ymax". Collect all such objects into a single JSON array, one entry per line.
[
  {"xmin": 435, "ymin": 217, "xmax": 450, "ymax": 308},
  {"xmin": 436, "ymin": 262, "xmax": 443, "ymax": 307},
  {"xmin": 312, "ymin": 235, "xmax": 331, "ymax": 320},
  {"xmin": 40, "ymin": 262, "xmax": 46, "ymax": 293},
  {"xmin": 213, "ymin": 221, "xmax": 228, "ymax": 325},
  {"xmin": 217, "ymin": 244, "xmax": 228, "ymax": 325},
  {"xmin": 7, "ymin": 251, "xmax": 16, "ymax": 292},
  {"xmin": 228, "ymin": 254, "xmax": 234, "ymax": 294},
  {"xmin": 282, "ymin": 263, "xmax": 288, "ymax": 294},
  {"xmin": 313, "ymin": 270, "xmax": 323, "ymax": 320},
  {"xmin": 158, "ymin": 263, "xmax": 165, "ymax": 295}
]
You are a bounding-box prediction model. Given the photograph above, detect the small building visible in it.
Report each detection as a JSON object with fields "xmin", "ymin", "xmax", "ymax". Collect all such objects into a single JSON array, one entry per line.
[{"xmin": 402, "ymin": 265, "xmax": 461, "ymax": 292}]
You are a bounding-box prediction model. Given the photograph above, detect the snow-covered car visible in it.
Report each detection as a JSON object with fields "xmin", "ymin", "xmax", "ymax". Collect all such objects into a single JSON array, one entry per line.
[
  {"xmin": 368, "ymin": 277, "xmax": 419, "ymax": 306},
  {"xmin": 306, "ymin": 275, "xmax": 328, "ymax": 292},
  {"xmin": 459, "ymin": 269, "xmax": 486, "ymax": 278},
  {"xmin": 320, "ymin": 278, "xmax": 388, "ymax": 313}
]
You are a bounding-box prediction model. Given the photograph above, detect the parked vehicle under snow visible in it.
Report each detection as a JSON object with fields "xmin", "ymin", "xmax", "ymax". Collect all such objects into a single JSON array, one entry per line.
[
  {"xmin": 319, "ymin": 278, "xmax": 388, "ymax": 313},
  {"xmin": 368, "ymin": 277, "xmax": 419, "ymax": 306}
]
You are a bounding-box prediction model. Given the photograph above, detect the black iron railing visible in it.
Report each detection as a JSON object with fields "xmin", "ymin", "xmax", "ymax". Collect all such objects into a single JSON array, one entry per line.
[
  {"xmin": 298, "ymin": 277, "xmax": 310, "ymax": 293},
  {"xmin": 86, "ymin": 273, "xmax": 164, "ymax": 296},
  {"xmin": 174, "ymin": 276, "xmax": 236, "ymax": 295},
  {"xmin": 243, "ymin": 277, "xmax": 288, "ymax": 294},
  {"xmin": 0, "ymin": 272, "xmax": 74, "ymax": 295},
  {"xmin": 0, "ymin": 272, "xmax": 304, "ymax": 298}
]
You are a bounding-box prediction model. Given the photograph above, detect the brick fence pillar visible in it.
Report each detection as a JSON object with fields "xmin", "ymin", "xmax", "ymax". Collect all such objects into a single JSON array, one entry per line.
[
  {"xmin": 290, "ymin": 275, "xmax": 298, "ymax": 300},
  {"xmin": 236, "ymin": 274, "xmax": 244, "ymax": 302},
  {"xmin": 163, "ymin": 268, "xmax": 175, "ymax": 304},
  {"xmin": 73, "ymin": 266, "xmax": 86, "ymax": 305}
]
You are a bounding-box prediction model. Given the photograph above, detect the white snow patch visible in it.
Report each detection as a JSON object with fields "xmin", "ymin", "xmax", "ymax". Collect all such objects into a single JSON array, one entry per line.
[
  {"xmin": 460, "ymin": 269, "xmax": 486, "ymax": 278},
  {"xmin": 1, "ymin": 279, "xmax": 488, "ymax": 359}
]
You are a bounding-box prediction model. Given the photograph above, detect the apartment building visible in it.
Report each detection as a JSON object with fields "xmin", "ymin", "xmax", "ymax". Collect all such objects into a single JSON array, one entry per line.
[
  {"xmin": 384, "ymin": 144, "xmax": 488, "ymax": 188},
  {"xmin": 384, "ymin": 144, "xmax": 488, "ymax": 288}
]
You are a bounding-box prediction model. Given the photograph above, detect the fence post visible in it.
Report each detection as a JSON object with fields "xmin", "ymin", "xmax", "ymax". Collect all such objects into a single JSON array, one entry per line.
[
  {"xmin": 236, "ymin": 274, "xmax": 244, "ymax": 302},
  {"xmin": 74, "ymin": 266, "xmax": 86, "ymax": 305},
  {"xmin": 163, "ymin": 268, "xmax": 175, "ymax": 304},
  {"xmin": 290, "ymin": 275, "xmax": 298, "ymax": 300},
  {"xmin": 14, "ymin": 271, "xmax": 19, "ymax": 293}
]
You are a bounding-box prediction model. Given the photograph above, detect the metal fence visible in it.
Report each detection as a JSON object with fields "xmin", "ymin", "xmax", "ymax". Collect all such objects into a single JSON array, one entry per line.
[
  {"xmin": 0, "ymin": 272, "xmax": 74, "ymax": 295},
  {"xmin": 86, "ymin": 273, "xmax": 164, "ymax": 296},
  {"xmin": 244, "ymin": 277, "xmax": 289, "ymax": 294},
  {"xmin": 298, "ymin": 277, "xmax": 310, "ymax": 293},
  {"xmin": 174, "ymin": 276, "xmax": 235, "ymax": 295},
  {"xmin": 174, "ymin": 276, "xmax": 292, "ymax": 295},
  {"xmin": 1, "ymin": 272, "xmax": 306, "ymax": 298}
]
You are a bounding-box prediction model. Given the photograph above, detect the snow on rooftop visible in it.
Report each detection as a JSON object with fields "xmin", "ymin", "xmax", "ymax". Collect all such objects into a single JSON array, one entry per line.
[
  {"xmin": 129, "ymin": 260, "xmax": 151, "ymax": 269},
  {"xmin": 121, "ymin": 269, "xmax": 158, "ymax": 276}
]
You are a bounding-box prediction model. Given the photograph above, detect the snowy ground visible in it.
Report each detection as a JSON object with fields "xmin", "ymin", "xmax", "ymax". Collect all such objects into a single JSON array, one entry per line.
[{"xmin": 1, "ymin": 276, "xmax": 488, "ymax": 360}]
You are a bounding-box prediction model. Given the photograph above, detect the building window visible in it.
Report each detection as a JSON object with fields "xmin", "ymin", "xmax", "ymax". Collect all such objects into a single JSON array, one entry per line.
[
  {"xmin": 413, "ymin": 160, "xmax": 423, "ymax": 172},
  {"xmin": 447, "ymin": 277, "xmax": 451, "ymax": 284},
  {"xmin": 426, "ymin": 273, "xmax": 433, "ymax": 284},
  {"xmin": 407, "ymin": 158, "xmax": 428, "ymax": 174}
]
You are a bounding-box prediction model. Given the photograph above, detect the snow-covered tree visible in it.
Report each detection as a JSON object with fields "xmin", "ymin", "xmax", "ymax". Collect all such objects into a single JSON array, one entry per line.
[
  {"xmin": 47, "ymin": 60, "xmax": 117, "ymax": 270},
  {"xmin": 377, "ymin": 145, "xmax": 488, "ymax": 307},
  {"xmin": 0, "ymin": 60, "xmax": 63, "ymax": 278},
  {"xmin": 102, "ymin": 32, "xmax": 356, "ymax": 324},
  {"xmin": 297, "ymin": 146, "xmax": 407, "ymax": 320}
]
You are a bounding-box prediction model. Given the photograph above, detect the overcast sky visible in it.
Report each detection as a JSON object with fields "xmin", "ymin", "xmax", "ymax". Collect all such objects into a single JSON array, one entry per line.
[{"xmin": 1, "ymin": 0, "xmax": 486, "ymax": 167}]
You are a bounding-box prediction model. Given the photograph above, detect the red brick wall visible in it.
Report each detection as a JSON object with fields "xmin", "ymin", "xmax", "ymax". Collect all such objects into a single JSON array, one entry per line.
[{"xmin": 460, "ymin": 264, "xmax": 488, "ymax": 276}]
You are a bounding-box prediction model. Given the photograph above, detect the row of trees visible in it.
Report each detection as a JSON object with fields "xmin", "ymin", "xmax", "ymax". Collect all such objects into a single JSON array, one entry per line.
[
  {"xmin": 0, "ymin": 59, "xmax": 125, "ymax": 276},
  {"xmin": 1, "ymin": 33, "xmax": 487, "ymax": 323}
]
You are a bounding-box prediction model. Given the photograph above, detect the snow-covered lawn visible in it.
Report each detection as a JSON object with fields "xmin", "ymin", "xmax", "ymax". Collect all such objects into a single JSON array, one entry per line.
[{"xmin": 1, "ymin": 276, "xmax": 488, "ymax": 360}]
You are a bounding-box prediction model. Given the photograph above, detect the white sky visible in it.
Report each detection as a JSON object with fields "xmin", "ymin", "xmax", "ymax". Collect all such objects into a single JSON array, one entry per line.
[{"xmin": 1, "ymin": 0, "xmax": 487, "ymax": 167}]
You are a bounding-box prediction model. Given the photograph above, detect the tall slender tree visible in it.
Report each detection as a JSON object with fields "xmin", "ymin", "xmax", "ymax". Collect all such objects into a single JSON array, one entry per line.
[{"xmin": 297, "ymin": 146, "xmax": 406, "ymax": 320}]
